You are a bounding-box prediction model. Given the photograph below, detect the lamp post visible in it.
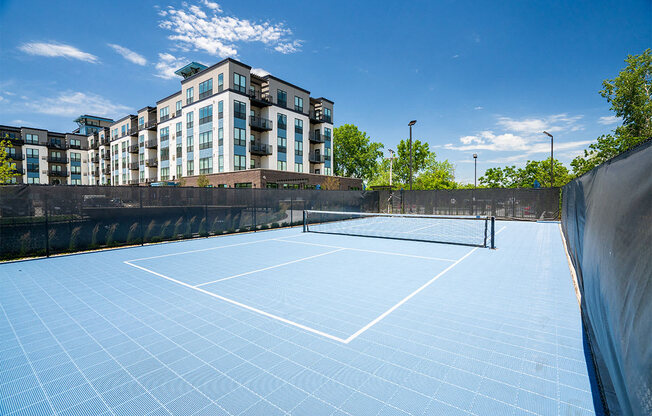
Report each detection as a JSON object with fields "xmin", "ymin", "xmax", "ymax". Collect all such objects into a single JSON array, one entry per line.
[
  {"xmin": 543, "ymin": 131, "xmax": 553, "ymax": 187},
  {"xmin": 473, "ymin": 154, "xmax": 478, "ymax": 215},
  {"xmin": 388, "ymin": 149, "xmax": 395, "ymax": 188},
  {"xmin": 408, "ymin": 120, "xmax": 417, "ymax": 190}
]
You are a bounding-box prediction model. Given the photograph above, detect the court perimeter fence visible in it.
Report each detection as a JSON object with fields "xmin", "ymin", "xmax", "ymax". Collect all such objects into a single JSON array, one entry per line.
[
  {"xmin": 0, "ymin": 186, "xmax": 559, "ymax": 261},
  {"xmin": 562, "ymin": 137, "xmax": 652, "ymax": 416}
]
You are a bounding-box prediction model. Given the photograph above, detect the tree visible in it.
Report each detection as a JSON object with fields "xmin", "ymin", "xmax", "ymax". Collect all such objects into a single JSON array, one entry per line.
[
  {"xmin": 479, "ymin": 159, "xmax": 571, "ymax": 188},
  {"xmin": 413, "ymin": 154, "xmax": 457, "ymax": 190},
  {"xmin": 0, "ymin": 137, "xmax": 18, "ymax": 184},
  {"xmin": 333, "ymin": 124, "xmax": 384, "ymax": 180},
  {"xmin": 393, "ymin": 139, "xmax": 431, "ymax": 184},
  {"xmin": 572, "ymin": 49, "xmax": 652, "ymax": 176},
  {"xmin": 196, "ymin": 174, "xmax": 210, "ymax": 187},
  {"xmin": 321, "ymin": 176, "xmax": 341, "ymax": 190}
]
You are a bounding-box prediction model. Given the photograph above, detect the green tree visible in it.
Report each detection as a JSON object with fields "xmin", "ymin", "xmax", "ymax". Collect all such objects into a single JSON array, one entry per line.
[
  {"xmin": 572, "ymin": 49, "xmax": 652, "ymax": 176},
  {"xmin": 333, "ymin": 124, "xmax": 384, "ymax": 179},
  {"xmin": 393, "ymin": 139, "xmax": 431, "ymax": 184},
  {"xmin": 367, "ymin": 158, "xmax": 402, "ymax": 189},
  {"xmin": 413, "ymin": 154, "xmax": 457, "ymax": 190},
  {"xmin": 196, "ymin": 174, "xmax": 210, "ymax": 187},
  {"xmin": 480, "ymin": 159, "xmax": 571, "ymax": 188},
  {"xmin": 0, "ymin": 137, "xmax": 18, "ymax": 184}
]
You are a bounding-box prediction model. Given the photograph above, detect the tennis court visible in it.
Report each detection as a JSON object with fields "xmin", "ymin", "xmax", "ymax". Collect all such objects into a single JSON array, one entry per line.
[{"xmin": 0, "ymin": 217, "xmax": 603, "ymax": 415}]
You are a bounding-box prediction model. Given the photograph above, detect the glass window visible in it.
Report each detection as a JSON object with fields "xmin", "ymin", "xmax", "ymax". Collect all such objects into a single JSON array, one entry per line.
[
  {"xmin": 71, "ymin": 152, "xmax": 81, "ymax": 162},
  {"xmin": 324, "ymin": 127, "xmax": 332, "ymax": 139},
  {"xmin": 176, "ymin": 164, "xmax": 182, "ymax": 179},
  {"xmin": 199, "ymin": 78, "xmax": 213, "ymax": 99},
  {"xmin": 71, "ymin": 165, "xmax": 81, "ymax": 174},
  {"xmin": 26, "ymin": 148, "xmax": 39, "ymax": 158},
  {"xmin": 121, "ymin": 125, "xmax": 126, "ymax": 136},
  {"xmin": 234, "ymin": 73, "xmax": 246, "ymax": 93},
  {"xmin": 218, "ymin": 101, "xmax": 223, "ymax": 118},
  {"xmin": 186, "ymin": 112, "xmax": 193, "ymax": 129},
  {"xmin": 295, "ymin": 140, "xmax": 303, "ymax": 156},
  {"xmin": 294, "ymin": 96, "xmax": 303, "ymax": 112},
  {"xmin": 176, "ymin": 122, "xmax": 182, "ymax": 137},
  {"xmin": 25, "ymin": 134, "xmax": 39, "ymax": 144},
  {"xmin": 277, "ymin": 113, "xmax": 287, "ymax": 130},
  {"xmin": 199, "ymin": 157, "xmax": 213, "ymax": 174},
  {"xmin": 233, "ymin": 100, "xmax": 246, "ymax": 119},
  {"xmin": 234, "ymin": 155, "xmax": 246, "ymax": 171},
  {"xmin": 199, "ymin": 105, "xmax": 213, "ymax": 124},
  {"xmin": 295, "ymin": 163, "xmax": 303, "ymax": 173},
  {"xmin": 277, "ymin": 160, "xmax": 286, "ymax": 171},
  {"xmin": 160, "ymin": 146, "xmax": 169, "ymax": 161},
  {"xmin": 277, "ymin": 136, "xmax": 287, "ymax": 150},
  {"xmin": 186, "ymin": 87, "xmax": 194, "ymax": 104},
  {"xmin": 324, "ymin": 108, "xmax": 332, "ymax": 123},
  {"xmin": 277, "ymin": 90, "xmax": 287, "ymax": 107},
  {"xmin": 217, "ymin": 73, "xmax": 223, "ymax": 92},
  {"xmin": 160, "ymin": 127, "xmax": 169, "ymax": 140},
  {"xmin": 187, "ymin": 160, "xmax": 194, "ymax": 176},
  {"xmin": 199, "ymin": 131, "xmax": 213, "ymax": 150},
  {"xmin": 295, "ymin": 118, "xmax": 303, "ymax": 134},
  {"xmin": 186, "ymin": 135, "xmax": 194, "ymax": 152},
  {"xmin": 234, "ymin": 127, "xmax": 246, "ymax": 146},
  {"xmin": 218, "ymin": 155, "xmax": 224, "ymax": 172},
  {"xmin": 160, "ymin": 106, "xmax": 169, "ymax": 121},
  {"xmin": 176, "ymin": 100, "xmax": 182, "ymax": 114},
  {"xmin": 161, "ymin": 167, "xmax": 169, "ymax": 180}
]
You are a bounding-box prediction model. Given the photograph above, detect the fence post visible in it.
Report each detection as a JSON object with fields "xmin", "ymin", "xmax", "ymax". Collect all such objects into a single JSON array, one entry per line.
[
  {"xmin": 253, "ymin": 188, "xmax": 257, "ymax": 232},
  {"xmin": 290, "ymin": 194, "xmax": 293, "ymax": 226},
  {"xmin": 204, "ymin": 188, "xmax": 208, "ymax": 237},
  {"xmin": 139, "ymin": 187, "xmax": 144, "ymax": 245},
  {"xmin": 44, "ymin": 193, "xmax": 50, "ymax": 257},
  {"xmin": 303, "ymin": 210, "xmax": 307, "ymax": 232},
  {"xmin": 490, "ymin": 216, "xmax": 495, "ymax": 249}
]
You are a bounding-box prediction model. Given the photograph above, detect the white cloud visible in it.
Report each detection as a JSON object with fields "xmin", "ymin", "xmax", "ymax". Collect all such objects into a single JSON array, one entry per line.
[
  {"xmin": 496, "ymin": 113, "xmax": 583, "ymax": 135},
  {"xmin": 19, "ymin": 42, "xmax": 98, "ymax": 63},
  {"xmin": 474, "ymin": 106, "xmax": 483, "ymax": 110},
  {"xmin": 158, "ymin": 2, "xmax": 302, "ymax": 57},
  {"xmin": 250, "ymin": 67, "xmax": 271, "ymax": 77},
  {"xmin": 0, "ymin": 96, "xmax": 4, "ymax": 102},
  {"xmin": 452, "ymin": 54, "xmax": 460, "ymax": 59},
  {"xmin": 27, "ymin": 91, "xmax": 130, "ymax": 118},
  {"xmin": 598, "ymin": 115, "xmax": 620, "ymax": 125},
  {"xmin": 154, "ymin": 53, "xmax": 187, "ymax": 79},
  {"xmin": 107, "ymin": 43, "xmax": 147, "ymax": 65}
]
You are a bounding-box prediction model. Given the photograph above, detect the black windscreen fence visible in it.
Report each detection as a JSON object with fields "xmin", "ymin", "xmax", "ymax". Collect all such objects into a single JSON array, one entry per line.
[{"xmin": 562, "ymin": 138, "xmax": 652, "ymax": 416}]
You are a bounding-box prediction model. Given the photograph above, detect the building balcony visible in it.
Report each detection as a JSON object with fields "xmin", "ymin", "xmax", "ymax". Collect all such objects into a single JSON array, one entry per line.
[
  {"xmin": 128, "ymin": 179, "xmax": 139, "ymax": 185},
  {"xmin": 160, "ymin": 115, "xmax": 170, "ymax": 123},
  {"xmin": 309, "ymin": 112, "xmax": 332, "ymax": 124},
  {"xmin": 174, "ymin": 110, "xmax": 182, "ymax": 118},
  {"xmin": 249, "ymin": 115, "xmax": 273, "ymax": 132},
  {"xmin": 100, "ymin": 137, "xmax": 110, "ymax": 146},
  {"xmin": 8, "ymin": 153, "xmax": 24, "ymax": 161},
  {"xmin": 128, "ymin": 144, "xmax": 139, "ymax": 153},
  {"xmin": 309, "ymin": 132, "xmax": 325, "ymax": 143},
  {"xmin": 5, "ymin": 136, "xmax": 23, "ymax": 145},
  {"xmin": 145, "ymin": 120, "xmax": 157, "ymax": 130},
  {"xmin": 46, "ymin": 140, "xmax": 68, "ymax": 150},
  {"xmin": 250, "ymin": 143, "xmax": 273, "ymax": 156},
  {"xmin": 101, "ymin": 153, "xmax": 110, "ymax": 160},
  {"xmin": 49, "ymin": 169, "xmax": 69, "ymax": 177},
  {"xmin": 145, "ymin": 140, "xmax": 158, "ymax": 148},
  {"xmin": 69, "ymin": 143, "xmax": 83, "ymax": 150},
  {"xmin": 13, "ymin": 167, "xmax": 24, "ymax": 175},
  {"xmin": 48, "ymin": 156, "xmax": 69, "ymax": 164},
  {"xmin": 309, "ymin": 153, "xmax": 325, "ymax": 163},
  {"xmin": 102, "ymin": 167, "xmax": 111, "ymax": 175},
  {"xmin": 248, "ymin": 90, "xmax": 273, "ymax": 107},
  {"xmin": 90, "ymin": 155, "xmax": 99, "ymax": 163},
  {"xmin": 129, "ymin": 128, "xmax": 139, "ymax": 136},
  {"xmin": 146, "ymin": 158, "xmax": 158, "ymax": 167},
  {"xmin": 91, "ymin": 141, "xmax": 99, "ymax": 149},
  {"xmin": 129, "ymin": 161, "xmax": 139, "ymax": 170}
]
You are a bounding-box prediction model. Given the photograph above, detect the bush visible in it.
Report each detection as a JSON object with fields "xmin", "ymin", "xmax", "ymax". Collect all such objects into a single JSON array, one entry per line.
[{"xmin": 271, "ymin": 222, "xmax": 280, "ymax": 228}]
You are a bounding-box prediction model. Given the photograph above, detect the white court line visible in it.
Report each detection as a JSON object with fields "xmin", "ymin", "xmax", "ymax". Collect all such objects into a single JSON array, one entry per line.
[
  {"xmin": 343, "ymin": 246, "xmax": 479, "ymax": 343},
  {"xmin": 195, "ymin": 248, "xmax": 345, "ymax": 287},
  {"xmin": 124, "ymin": 260, "xmax": 350, "ymax": 343},
  {"xmin": 273, "ymin": 238, "xmax": 457, "ymax": 262}
]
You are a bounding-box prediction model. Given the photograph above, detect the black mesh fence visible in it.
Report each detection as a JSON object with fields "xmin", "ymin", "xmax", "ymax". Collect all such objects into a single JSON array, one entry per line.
[
  {"xmin": 561, "ymin": 138, "xmax": 652, "ymax": 416},
  {"xmin": 378, "ymin": 187, "xmax": 560, "ymax": 220},
  {"xmin": 0, "ymin": 186, "xmax": 379, "ymax": 260}
]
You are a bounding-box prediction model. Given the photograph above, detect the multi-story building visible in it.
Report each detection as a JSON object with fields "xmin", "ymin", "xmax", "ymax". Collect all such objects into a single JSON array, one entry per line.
[{"xmin": 1, "ymin": 121, "xmax": 105, "ymax": 185}]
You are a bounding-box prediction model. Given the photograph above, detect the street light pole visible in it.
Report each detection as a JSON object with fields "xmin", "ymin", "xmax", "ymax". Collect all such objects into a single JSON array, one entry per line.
[
  {"xmin": 543, "ymin": 131, "xmax": 553, "ymax": 187},
  {"xmin": 408, "ymin": 120, "xmax": 417, "ymax": 190},
  {"xmin": 473, "ymin": 153, "xmax": 478, "ymax": 189},
  {"xmin": 388, "ymin": 149, "xmax": 395, "ymax": 188}
]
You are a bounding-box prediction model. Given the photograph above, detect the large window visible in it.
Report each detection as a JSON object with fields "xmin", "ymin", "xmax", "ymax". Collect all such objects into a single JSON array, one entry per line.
[
  {"xmin": 277, "ymin": 136, "xmax": 287, "ymax": 151},
  {"xmin": 295, "ymin": 163, "xmax": 303, "ymax": 173},
  {"xmin": 160, "ymin": 106, "xmax": 169, "ymax": 122},
  {"xmin": 161, "ymin": 167, "xmax": 169, "ymax": 181},
  {"xmin": 139, "ymin": 116, "xmax": 144, "ymax": 127},
  {"xmin": 176, "ymin": 165, "xmax": 182, "ymax": 179},
  {"xmin": 71, "ymin": 165, "xmax": 81, "ymax": 174},
  {"xmin": 234, "ymin": 155, "xmax": 246, "ymax": 171},
  {"xmin": 217, "ymin": 73, "xmax": 223, "ymax": 92},
  {"xmin": 199, "ymin": 131, "xmax": 213, "ymax": 150},
  {"xmin": 218, "ymin": 155, "xmax": 224, "ymax": 172},
  {"xmin": 26, "ymin": 148, "xmax": 39, "ymax": 158},
  {"xmin": 324, "ymin": 108, "xmax": 332, "ymax": 123},
  {"xmin": 160, "ymin": 126, "xmax": 169, "ymax": 141},
  {"xmin": 277, "ymin": 89, "xmax": 287, "ymax": 107},
  {"xmin": 277, "ymin": 113, "xmax": 287, "ymax": 130},
  {"xmin": 175, "ymin": 100, "xmax": 182, "ymax": 115},
  {"xmin": 160, "ymin": 147, "xmax": 169, "ymax": 161},
  {"xmin": 187, "ymin": 160, "xmax": 194, "ymax": 176},
  {"xmin": 199, "ymin": 157, "xmax": 213, "ymax": 174},
  {"xmin": 199, "ymin": 78, "xmax": 213, "ymax": 99},
  {"xmin": 25, "ymin": 134, "xmax": 39, "ymax": 144},
  {"xmin": 70, "ymin": 152, "xmax": 81, "ymax": 162},
  {"xmin": 277, "ymin": 160, "xmax": 287, "ymax": 171},
  {"xmin": 295, "ymin": 118, "xmax": 303, "ymax": 134},
  {"xmin": 324, "ymin": 127, "xmax": 332, "ymax": 139},
  {"xmin": 186, "ymin": 112, "xmax": 194, "ymax": 129},
  {"xmin": 234, "ymin": 127, "xmax": 246, "ymax": 146},
  {"xmin": 199, "ymin": 105, "xmax": 213, "ymax": 125},
  {"xmin": 186, "ymin": 87, "xmax": 194, "ymax": 105},
  {"xmin": 294, "ymin": 96, "xmax": 303, "ymax": 112},
  {"xmin": 175, "ymin": 122, "xmax": 182, "ymax": 138},
  {"xmin": 233, "ymin": 100, "xmax": 246, "ymax": 120},
  {"xmin": 234, "ymin": 73, "xmax": 246, "ymax": 93},
  {"xmin": 186, "ymin": 135, "xmax": 194, "ymax": 152},
  {"xmin": 295, "ymin": 140, "xmax": 303, "ymax": 156}
]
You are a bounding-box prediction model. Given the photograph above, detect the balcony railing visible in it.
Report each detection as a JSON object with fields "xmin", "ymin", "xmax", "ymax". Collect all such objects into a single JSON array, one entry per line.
[
  {"xmin": 6, "ymin": 136, "xmax": 24, "ymax": 145},
  {"xmin": 145, "ymin": 140, "xmax": 157, "ymax": 148},
  {"xmin": 250, "ymin": 143, "xmax": 273, "ymax": 156},
  {"xmin": 160, "ymin": 114, "xmax": 169, "ymax": 123},
  {"xmin": 309, "ymin": 153, "xmax": 325, "ymax": 163},
  {"xmin": 309, "ymin": 132, "xmax": 325, "ymax": 143},
  {"xmin": 91, "ymin": 155, "xmax": 99, "ymax": 163},
  {"xmin": 101, "ymin": 153, "xmax": 110, "ymax": 160},
  {"xmin": 248, "ymin": 90, "xmax": 273, "ymax": 107},
  {"xmin": 48, "ymin": 156, "xmax": 68, "ymax": 164},
  {"xmin": 47, "ymin": 141, "xmax": 68, "ymax": 150},
  {"xmin": 129, "ymin": 128, "xmax": 139, "ymax": 136},
  {"xmin": 249, "ymin": 115, "xmax": 273, "ymax": 131},
  {"xmin": 129, "ymin": 179, "xmax": 139, "ymax": 185},
  {"xmin": 129, "ymin": 161, "xmax": 139, "ymax": 170},
  {"xmin": 91, "ymin": 141, "xmax": 99, "ymax": 149},
  {"xmin": 128, "ymin": 144, "xmax": 139, "ymax": 153},
  {"xmin": 146, "ymin": 158, "xmax": 158, "ymax": 167},
  {"xmin": 69, "ymin": 144, "xmax": 83, "ymax": 150},
  {"xmin": 49, "ymin": 169, "xmax": 69, "ymax": 177},
  {"xmin": 102, "ymin": 167, "xmax": 111, "ymax": 175},
  {"xmin": 8, "ymin": 153, "xmax": 24, "ymax": 160},
  {"xmin": 174, "ymin": 110, "xmax": 182, "ymax": 118},
  {"xmin": 100, "ymin": 137, "xmax": 110, "ymax": 145}
]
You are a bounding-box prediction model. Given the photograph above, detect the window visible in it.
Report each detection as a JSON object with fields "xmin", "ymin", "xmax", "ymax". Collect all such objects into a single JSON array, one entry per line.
[
  {"xmin": 186, "ymin": 135, "xmax": 194, "ymax": 152},
  {"xmin": 187, "ymin": 160, "xmax": 194, "ymax": 176},
  {"xmin": 28, "ymin": 177, "xmax": 40, "ymax": 184},
  {"xmin": 161, "ymin": 167, "xmax": 169, "ymax": 181},
  {"xmin": 70, "ymin": 152, "xmax": 81, "ymax": 162},
  {"xmin": 235, "ymin": 182, "xmax": 252, "ymax": 188},
  {"xmin": 234, "ymin": 128, "xmax": 246, "ymax": 146},
  {"xmin": 26, "ymin": 148, "xmax": 39, "ymax": 158},
  {"xmin": 294, "ymin": 96, "xmax": 303, "ymax": 112},
  {"xmin": 233, "ymin": 100, "xmax": 246, "ymax": 120},
  {"xmin": 199, "ymin": 78, "xmax": 213, "ymax": 99},
  {"xmin": 314, "ymin": 169, "xmax": 320, "ymax": 175},
  {"xmin": 277, "ymin": 89, "xmax": 287, "ymax": 107},
  {"xmin": 199, "ymin": 105, "xmax": 213, "ymax": 124},
  {"xmin": 70, "ymin": 139, "xmax": 81, "ymax": 148},
  {"xmin": 176, "ymin": 164, "xmax": 182, "ymax": 179},
  {"xmin": 121, "ymin": 125, "xmax": 126, "ymax": 136},
  {"xmin": 139, "ymin": 153, "xmax": 144, "ymax": 164},
  {"xmin": 186, "ymin": 112, "xmax": 194, "ymax": 129},
  {"xmin": 160, "ymin": 106, "xmax": 169, "ymax": 122},
  {"xmin": 277, "ymin": 113, "xmax": 287, "ymax": 130},
  {"xmin": 160, "ymin": 127, "xmax": 169, "ymax": 141},
  {"xmin": 218, "ymin": 155, "xmax": 224, "ymax": 172},
  {"xmin": 199, "ymin": 131, "xmax": 213, "ymax": 150},
  {"xmin": 160, "ymin": 147, "xmax": 169, "ymax": 161},
  {"xmin": 277, "ymin": 136, "xmax": 287, "ymax": 151},
  {"xmin": 71, "ymin": 178, "xmax": 81, "ymax": 185},
  {"xmin": 277, "ymin": 160, "xmax": 287, "ymax": 171},
  {"xmin": 295, "ymin": 163, "xmax": 303, "ymax": 173},
  {"xmin": 218, "ymin": 127, "xmax": 223, "ymax": 145},
  {"xmin": 139, "ymin": 116, "xmax": 144, "ymax": 127},
  {"xmin": 324, "ymin": 127, "xmax": 332, "ymax": 139},
  {"xmin": 140, "ymin": 171, "xmax": 144, "ymax": 181},
  {"xmin": 217, "ymin": 73, "xmax": 224, "ymax": 92},
  {"xmin": 176, "ymin": 143, "xmax": 182, "ymax": 158},
  {"xmin": 234, "ymin": 155, "xmax": 246, "ymax": 171},
  {"xmin": 234, "ymin": 73, "xmax": 246, "ymax": 93},
  {"xmin": 325, "ymin": 167, "xmax": 332, "ymax": 175},
  {"xmin": 324, "ymin": 108, "xmax": 332, "ymax": 123},
  {"xmin": 218, "ymin": 101, "xmax": 223, "ymax": 119},
  {"xmin": 186, "ymin": 87, "xmax": 194, "ymax": 105},
  {"xmin": 175, "ymin": 122, "xmax": 182, "ymax": 137},
  {"xmin": 295, "ymin": 140, "xmax": 303, "ymax": 156},
  {"xmin": 295, "ymin": 118, "xmax": 303, "ymax": 134},
  {"xmin": 71, "ymin": 165, "xmax": 81, "ymax": 174},
  {"xmin": 175, "ymin": 100, "xmax": 182, "ymax": 115},
  {"xmin": 25, "ymin": 134, "xmax": 39, "ymax": 144},
  {"xmin": 199, "ymin": 157, "xmax": 213, "ymax": 174}
]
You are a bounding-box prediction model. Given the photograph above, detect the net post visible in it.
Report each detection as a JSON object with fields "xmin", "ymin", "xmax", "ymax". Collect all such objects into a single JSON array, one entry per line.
[
  {"xmin": 490, "ymin": 216, "xmax": 495, "ymax": 249},
  {"xmin": 302, "ymin": 210, "xmax": 307, "ymax": 232}
]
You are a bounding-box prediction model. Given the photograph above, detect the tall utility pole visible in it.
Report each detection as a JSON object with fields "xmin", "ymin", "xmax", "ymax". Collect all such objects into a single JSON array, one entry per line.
[
  {"xmin": 543, "ymin": 131, "xmax": 553, "ymax": 187},
  {"xmin": 387, "ymin": 149, "xmax": 395, "ymax": 187},
  {"xmin": 473, "ymin": 153, "xmax": 478, "ymax": 189},
  {"xmin": 408, "ymin": 120, "xmax": 417, "ymax": 190}
]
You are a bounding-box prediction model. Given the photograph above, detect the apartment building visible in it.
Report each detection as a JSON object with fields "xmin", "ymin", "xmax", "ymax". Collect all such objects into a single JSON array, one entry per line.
[
  {"xmin": 1, "ymin": 121, "xmax": 107, "ymax": 185},
  {"xmin": 102, "ymin": 58, "xmax": 340, "ymax": 188}
]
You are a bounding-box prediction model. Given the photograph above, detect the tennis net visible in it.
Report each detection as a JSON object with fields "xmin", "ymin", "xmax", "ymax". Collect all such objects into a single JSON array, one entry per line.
[{"xmin": 303, "ymin": 210, "xmax": 495, "ymax": 248}]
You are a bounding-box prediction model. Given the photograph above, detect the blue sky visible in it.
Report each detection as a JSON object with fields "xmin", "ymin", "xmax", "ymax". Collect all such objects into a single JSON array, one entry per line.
[{"xmin": 0, "ymin": 0, "xmax": 650, "ymax": 182}]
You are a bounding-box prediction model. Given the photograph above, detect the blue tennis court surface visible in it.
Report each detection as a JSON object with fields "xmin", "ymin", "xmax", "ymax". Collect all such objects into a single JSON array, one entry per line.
[{"xmin": 1, "ymin": 221, "xmax": 603, "ymax": 415}]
